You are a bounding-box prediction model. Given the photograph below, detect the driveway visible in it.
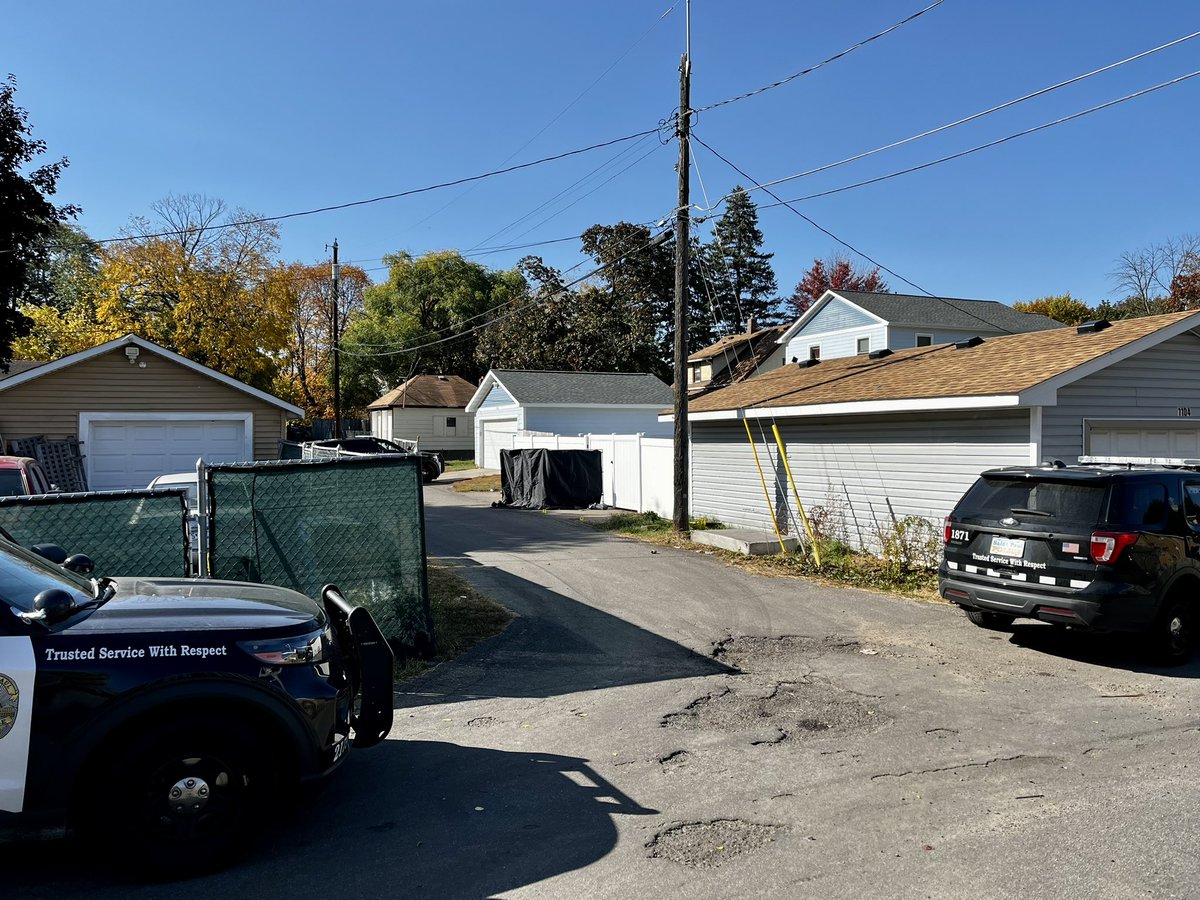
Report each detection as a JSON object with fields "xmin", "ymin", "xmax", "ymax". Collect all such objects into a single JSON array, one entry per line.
[{"xmin": 6, "ymin": 483, "xmax": 1200, "ymax": 898}]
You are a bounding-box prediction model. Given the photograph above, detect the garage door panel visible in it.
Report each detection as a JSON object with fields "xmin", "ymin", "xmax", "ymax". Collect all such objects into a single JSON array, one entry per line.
[
  {"xmin": 85, "ymin": 417, "xmax": 250, "ymax": 491},
  {"xmin": 482, "ymin": 419, "xmax": 517, "ymax": 470},
  {"xmin": 1090, "ymin": 423, "xmax": 1200, "ymax": 459}
]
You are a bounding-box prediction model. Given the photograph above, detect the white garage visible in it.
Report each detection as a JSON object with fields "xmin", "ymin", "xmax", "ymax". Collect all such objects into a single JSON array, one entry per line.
[
  {"xmin": 1085, "ymin": 420, "xmax": 1200, "ymax": 459},
  {"xmin": 82, "ymin": 413, "xmax": 253, "ymax": 492}
]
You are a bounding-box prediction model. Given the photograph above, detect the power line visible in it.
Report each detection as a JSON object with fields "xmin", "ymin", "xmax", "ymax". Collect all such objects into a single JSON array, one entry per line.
[
  {"xmin": 690, "ymin": 133, "xmax": 1011, "ymax": 335},
  {"xmin": 8, "ymin": 126, "xmax": 666, "ymax": 256},
  {"xmin": 338, "ymin": 228, "xmax": 673, "ymax": 359},
  {"xmin": 694, "ymin": 0, "xmax": 949, "ymax": 114},
  {"xmin": 704, "ymin": 28, "xmax": 1200, "ymax": 205},
  {"xmin": 754, "ymin": 68, "xmax": 1200, "ymax": 210}
]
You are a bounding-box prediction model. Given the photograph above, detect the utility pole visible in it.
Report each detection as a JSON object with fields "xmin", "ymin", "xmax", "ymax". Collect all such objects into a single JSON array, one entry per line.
[
  {"xmin": 671, "ymin": 4, "xmax": 691, "ymax": 533},
  {"xmin": 331, "ymin": 239, "xmax": 342, "ymax": 439}
]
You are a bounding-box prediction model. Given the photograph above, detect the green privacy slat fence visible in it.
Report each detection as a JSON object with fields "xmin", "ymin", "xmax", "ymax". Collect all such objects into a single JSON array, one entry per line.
[
  {"xmin": 0, "ymin": 490, "xmax": 189, "ymax": 577},
  {"xmin": 206, "ymin": 456, "xmax": 432, "ymax": 653}
]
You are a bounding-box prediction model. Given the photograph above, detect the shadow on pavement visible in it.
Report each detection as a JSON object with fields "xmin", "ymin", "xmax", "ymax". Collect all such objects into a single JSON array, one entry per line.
[
  {"xmin": 400, "ymin": 559, "xmax": 734, "ymax": 708},
  {"xmin": 0, "ymin": 740, "xmax": 654, "ymax": 899},
  {"xmin": 1005, "ymin": 622, "xmax": 1200, "ymax": 678}
]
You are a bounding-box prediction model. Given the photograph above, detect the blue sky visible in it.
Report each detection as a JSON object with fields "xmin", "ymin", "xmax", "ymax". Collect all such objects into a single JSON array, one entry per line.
[{"xmin": 4, "ymin": 1, "xmax": 1198, "ymax": 307}]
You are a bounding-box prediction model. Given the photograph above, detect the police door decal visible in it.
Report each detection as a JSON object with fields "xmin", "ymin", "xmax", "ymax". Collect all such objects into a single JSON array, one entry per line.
[{"xmin": 0, "ymin": 636, "xmax": 35, "ymax": 813}]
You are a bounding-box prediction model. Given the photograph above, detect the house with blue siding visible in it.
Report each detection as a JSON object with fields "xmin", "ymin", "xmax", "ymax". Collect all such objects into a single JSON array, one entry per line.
[
  {"xmin": 466, "ymin": 369, "xmax": 672, "ymax": 469},
  {"xmin": 680, "ymin": 311, "xmax": 1200, "ymax": 553},
  {"xmin": 776, "ymin": 289, "xmax": 1062, "ymax": 364}
]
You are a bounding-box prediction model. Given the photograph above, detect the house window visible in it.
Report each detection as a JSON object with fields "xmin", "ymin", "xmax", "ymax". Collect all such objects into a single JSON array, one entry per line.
[
  {"xmin": 446, "ymin": 416, "xmax": 457, "ymax": 428},
  {"xmin": 915, "ymin": 334, "xmax": 933, "ymax": 347},
  {"xmin": 808, "ymin": 345, "xmax": 820, "ymax": 361},
  {"xmin": 690, "ymin": 363, "xmax": 705, "ymax": 383},
  {"xmin": 856, "ymin": 337, "xmax": 870, "ymax": 355}
]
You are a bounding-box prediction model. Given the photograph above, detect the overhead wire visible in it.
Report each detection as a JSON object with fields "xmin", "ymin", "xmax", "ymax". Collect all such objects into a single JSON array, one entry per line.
[{"xmin": 700, "ymin": 28, "xmax": 1200, "ymax": 206}]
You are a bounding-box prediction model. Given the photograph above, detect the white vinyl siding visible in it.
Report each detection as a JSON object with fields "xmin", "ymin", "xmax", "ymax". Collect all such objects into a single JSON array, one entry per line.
[
  {"xmin": 479, "ymin": 383, "xmax": 517, "ymax": 409},
  {"xmin": 786, "ymin": 323, "xmax": 886, "ymax": 363},
  {"xmin": 372, "ymin": 406, "xmax": 474, "ymax": 452},
  {"xmin": 1041, "ymin": 334, "xmax": 1200, "ymax": 463},
  {"xmin": 691, "ymin": 410, "xmax": 1031, "ymax": 552},
  {"xmin": 888, "ymin": 326, "xmax": 1009, "ymax": 349},
  {"xmin": 523, "ymin": 408, "xmax": 671, "ymax": 438},
  {"xmin": 805, "ymin": 298, "xmax": 877, "ymax": 332}
]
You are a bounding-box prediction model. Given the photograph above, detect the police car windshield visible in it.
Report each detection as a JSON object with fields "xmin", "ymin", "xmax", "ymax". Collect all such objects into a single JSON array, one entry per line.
[{"xmin": 0, "ymin": 540, "xmax": 93, "ymax": 612}]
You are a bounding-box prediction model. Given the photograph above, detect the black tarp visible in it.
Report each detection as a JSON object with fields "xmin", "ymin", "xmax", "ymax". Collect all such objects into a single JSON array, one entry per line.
[{"xmin": 498, "ymin": 449, "xmax": 603, "ymax": 509}]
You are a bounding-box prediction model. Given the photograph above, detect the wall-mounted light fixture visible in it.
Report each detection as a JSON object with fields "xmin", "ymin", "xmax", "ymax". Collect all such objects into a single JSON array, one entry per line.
[{"xmin": 125, "ymin": 346, "xmax": 140, "ymax": 364}]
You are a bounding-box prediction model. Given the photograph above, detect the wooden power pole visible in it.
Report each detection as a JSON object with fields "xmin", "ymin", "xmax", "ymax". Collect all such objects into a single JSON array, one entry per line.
[
  {"xmin": 331, "ymin": 239, "xmax": 342, "ymax": 439},
  {"xmin": 672, "ymin": 26, "xmax": 691, "ymax": 532}
]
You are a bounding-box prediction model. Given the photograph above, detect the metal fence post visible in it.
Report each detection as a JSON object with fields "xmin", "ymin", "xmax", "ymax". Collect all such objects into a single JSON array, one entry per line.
[{"xmin": 195, "ymin": 457, "xmax": 210, "ymax": 578}]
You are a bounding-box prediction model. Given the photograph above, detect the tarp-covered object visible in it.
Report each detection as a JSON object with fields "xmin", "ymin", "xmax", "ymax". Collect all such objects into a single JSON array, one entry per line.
[{"xmin": 499, "ymin": 449, "xmax": 603, "ymax": 509}]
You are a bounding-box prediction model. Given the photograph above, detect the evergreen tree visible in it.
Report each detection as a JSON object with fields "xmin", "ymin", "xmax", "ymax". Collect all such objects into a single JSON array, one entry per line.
[{"xmin": 700, "ymin": 187, "xmax": 781, "ymax": 332}]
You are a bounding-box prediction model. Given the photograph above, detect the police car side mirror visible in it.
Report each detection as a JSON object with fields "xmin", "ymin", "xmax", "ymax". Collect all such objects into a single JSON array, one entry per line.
[
  {"xmin": 64, "ymin": 554, "xmax": 95, "ymax": 575},
  {"xmin": 32, "ymin": 588, "xmax": 76, "ymax": 625},
  {"xmin": 31, "ymin": 544, "xmax": 68, "ymax": 565}
]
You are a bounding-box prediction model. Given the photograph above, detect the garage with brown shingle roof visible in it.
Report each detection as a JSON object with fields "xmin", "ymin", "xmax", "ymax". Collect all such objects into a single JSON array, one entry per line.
[{"xmin": 678, "ymin": 312, "xmax": 1200, "ymax": 552}]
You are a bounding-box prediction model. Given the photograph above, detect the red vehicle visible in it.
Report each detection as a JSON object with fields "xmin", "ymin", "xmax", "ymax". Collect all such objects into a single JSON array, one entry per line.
[{"xmin": 0, "ymin": 456, "xmax": 54, "ymax": 496}]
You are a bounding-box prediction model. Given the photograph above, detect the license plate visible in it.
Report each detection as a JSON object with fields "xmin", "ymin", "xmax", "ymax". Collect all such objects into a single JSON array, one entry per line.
[{"xmin": 990, "ymin": 536, "xmax": 1026, "ymax": 558}]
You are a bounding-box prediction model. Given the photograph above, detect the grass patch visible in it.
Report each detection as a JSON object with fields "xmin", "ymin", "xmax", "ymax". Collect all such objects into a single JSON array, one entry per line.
[
  {"xmin": 453, "ymin": 474, "xmax": 501, "ymax": 492},
  {"xmin": 444, "ymin": 459, "xmax": 477, "ymax": 472},
  {"xmin": 396, "ymin": 561, "xmax": 515, "ymax": 682},
  {"xmin": 591, "ymin": 511, "xmax": 723, "ymax": 534},
  {"xmin": 590, "ymin": 514, "xmax": 940, "ymax": 601}
]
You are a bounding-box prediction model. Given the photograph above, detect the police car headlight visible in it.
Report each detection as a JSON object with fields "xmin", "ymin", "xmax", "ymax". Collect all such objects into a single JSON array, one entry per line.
[{"xmin": 239, "ymin": 628, "xmax": 327, "ymax": 666}]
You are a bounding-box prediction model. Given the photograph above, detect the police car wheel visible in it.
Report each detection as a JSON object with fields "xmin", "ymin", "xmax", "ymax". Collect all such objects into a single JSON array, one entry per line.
[
  {"xmin": 964, "ymin": 608, "xmax": 1016, "ymax": 631},
  {"xmin": 84, "ymin": 716, "xmax": 275, "ymax": 875},
  {"xmin": 1156, "ymin": 596, "xmax": 1196, "ymax": 665}
]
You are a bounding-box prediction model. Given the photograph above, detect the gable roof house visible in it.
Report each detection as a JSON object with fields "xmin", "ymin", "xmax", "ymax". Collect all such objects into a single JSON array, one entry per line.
[
  {"xmin": 776, "ymin": 289, "xmax": 1063, "ymax": 365},
  {"xmin": 368, "ymin": 374, "xmax": 478, "ymax": 454},
  {"xmin": 0, "ymin": 334, "xmax": 303, "ymax": 491},
  {"xmin": 687, "ymin": 324, "xmax": 789, "ymax": 396},
  {"xmin": 466, "ymin": 369, "xmax": 673, "ymax": 469},
  {"xmin": 679, "ymin": 311, "xmax": 1200, "ymax": 552}
]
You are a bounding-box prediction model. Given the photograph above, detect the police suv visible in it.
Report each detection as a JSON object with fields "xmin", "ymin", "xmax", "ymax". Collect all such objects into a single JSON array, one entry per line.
[
  {"xmin": 940, "ymin": 456, "xmax": 1200, "ymax": 662},
  {"xmin": 0, "ymin": 531, "xmax": 393, "ymax": 874}
]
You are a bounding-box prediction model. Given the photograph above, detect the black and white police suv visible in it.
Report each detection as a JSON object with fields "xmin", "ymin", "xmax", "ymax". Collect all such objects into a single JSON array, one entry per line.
[
  {"xmin": 940, "ymin": 456, "xmax": 1200, "ymax": 662},
  {"xmin": 0, "ymin": 532, "xmax": 393, "ymax": 874}
]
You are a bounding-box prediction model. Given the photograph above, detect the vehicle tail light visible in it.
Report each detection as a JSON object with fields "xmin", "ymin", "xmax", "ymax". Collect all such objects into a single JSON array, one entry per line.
[
  {"xmin": 1089, "ymin": 531, "xmax": 1138, "ymax": 565},
  {"xmin": 943, "ymin": 517, "xmax": 952, "ymax": 544}
]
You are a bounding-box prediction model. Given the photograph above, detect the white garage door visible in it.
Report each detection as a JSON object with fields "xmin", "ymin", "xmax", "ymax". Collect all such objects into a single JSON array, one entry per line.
[
  {"xmin": 481, "ymin": 419, "xmax": 518, "ymax": 470},
  {"xmin": 85, "ymin": 417, "xmax": 250, "ymax": 491},
  {"xmin": 1089, "ymin": 423, "xmax": 1200, "ymax": 459}
]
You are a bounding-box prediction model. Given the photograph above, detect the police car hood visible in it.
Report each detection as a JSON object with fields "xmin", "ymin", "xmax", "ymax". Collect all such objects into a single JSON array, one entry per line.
[{"xmin": 70, "ymin": 578, "xmax": 324, "ymax": 634}]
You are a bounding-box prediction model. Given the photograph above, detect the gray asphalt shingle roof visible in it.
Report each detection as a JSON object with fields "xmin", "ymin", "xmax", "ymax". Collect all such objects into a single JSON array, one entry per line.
[
  {"xmin": 833, "ymin": 290, "xmax": 1064, "ymax": 333},
  {"xmin": 492, "ymin": 370, "xmax": 672, "ymax": 405}
]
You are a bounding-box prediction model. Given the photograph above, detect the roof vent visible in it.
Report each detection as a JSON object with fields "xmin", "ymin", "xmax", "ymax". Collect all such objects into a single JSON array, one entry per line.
[
  {"xmin": 795, "ymin": 358, "xmax": 821, "ymax": 368},
  {"xmin": 867, "ymin": 348, "xmax": 892, "ymax": 360},
  {"xmin": 437, "ymin": 374, "xmax": 448, "ymax": 380},
  {"xmin": 954, "ymin": 336, "xmax": 985, "ymax": 350},
  {"xmin": 1076, "ymin": 319, "xmax": 1111, "ymax": 335}
]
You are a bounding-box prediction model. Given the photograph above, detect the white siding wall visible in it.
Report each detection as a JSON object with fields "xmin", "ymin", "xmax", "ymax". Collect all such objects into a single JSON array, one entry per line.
[
  {"xmin": 375, "ymin": 407, "xmax": 475, "ymax": 452},
  {"xmin": 474, "ymin": 397, "xmax": 524, "ymax": 466},
  {"xmin": 523, "ymin": 407, "xmax": 671, "ymax": 437},
  {"xmin": 1041, "ymin": 334, "xmax": 1200, "ymax": 463},
  {"xmin": 691, "ymin": 410, "xmax": 1031, "ymax": 552},
  {"xmin": 785, "ymin": 323, "xmax": 887, "ymax": 363},
  {"xmin": 887, "ymin": 326, "xmax": 1004, "ymax": 349}
]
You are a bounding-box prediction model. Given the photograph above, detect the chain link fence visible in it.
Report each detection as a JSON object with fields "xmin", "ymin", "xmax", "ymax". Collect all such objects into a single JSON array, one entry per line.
[
  {"xmin": 0, "ymin": 490, "xmax": 189, "ymax": 577},
  {"xmin": 205, "ymin": 456, "xmax": 432, "ymax": 653}
]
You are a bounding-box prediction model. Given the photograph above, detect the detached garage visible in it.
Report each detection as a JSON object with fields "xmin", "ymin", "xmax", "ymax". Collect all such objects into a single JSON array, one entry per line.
[
  {"xmin": 683, "ymin": 311, "xmax": 1200, "ymax": 552},
  {"xmin": 0, "ymin": 334, "xmax": 303, "ymax": 490},
  {"xmin": 466, "ymin": 369, "xmax": 673, "ymax": 469}
]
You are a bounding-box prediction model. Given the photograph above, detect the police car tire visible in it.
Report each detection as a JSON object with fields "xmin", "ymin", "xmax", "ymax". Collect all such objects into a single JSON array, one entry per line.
[
  {"xmin": 964, "ymin": 608, "xmax": 1016, "ymax": 630},
  {"xmin": 82, "ymin": 715, "xmax": 276, "ymax": 875},
  {"xmin": 1155, "ymin": 596, "xmax": 1196, "ymax": 666}
]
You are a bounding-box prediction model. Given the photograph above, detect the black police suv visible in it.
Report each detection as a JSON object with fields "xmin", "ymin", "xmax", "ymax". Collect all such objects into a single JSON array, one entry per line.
[
  {"xmin": 0, "ymin": 534, "xmax": 393, "ymax": 874},
  {"xmin": 940, "ymin": 459, "xmax": 1200, "ymax": 661},
  {"xmin": 310, "ymin": 437, "xmax": 445, "ymax": 483}
]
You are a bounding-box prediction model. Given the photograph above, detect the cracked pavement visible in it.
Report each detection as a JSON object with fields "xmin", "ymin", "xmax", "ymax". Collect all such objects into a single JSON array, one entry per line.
[{"xmin": 9, "ymin": 481, "xmax": 1200, "ymax": 898}]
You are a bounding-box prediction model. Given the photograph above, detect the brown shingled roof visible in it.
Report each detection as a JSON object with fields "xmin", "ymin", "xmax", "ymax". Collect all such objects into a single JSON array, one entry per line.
[
  {"xmin": 688, "ymin": 325, "xmax": 786, "ymax": 362},
  {"xmin": 689, "ymin": 311, "xmax": 1200, "ymax": 415},
  {"xmin": 368, "ymin": 374, "xmax": 478, "ymax": 410}
]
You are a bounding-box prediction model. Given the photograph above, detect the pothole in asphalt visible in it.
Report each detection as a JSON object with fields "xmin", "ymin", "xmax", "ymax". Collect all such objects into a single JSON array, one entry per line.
[
  {"xmin": 467, "ymin": 716, "xmax": 499, "ymax": 727},
  {"xmin": 713, "ymin": 635, "xmax": 863, "ymax": 673},
  {"xmin": 647, "ymin": 819, "xmax": 783, "ymax": 869},
  {"xmin": 658, "ymin": 749, "xmax": 691, "ymax": 771},
  {"xmin": 661, "ymin": 681, "xmax": 886, "ymax": 741}
]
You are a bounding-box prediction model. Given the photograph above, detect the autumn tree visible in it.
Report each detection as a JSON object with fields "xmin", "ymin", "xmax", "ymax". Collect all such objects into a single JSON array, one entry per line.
[
  {"xmin": 0, "ymin": 76, "xmax": 80, "ymax": 368},
  {"xmin": 1168, "ymin": 253, "xmax": 1200, "ymax": 310},
  {"xmin": 89, "ymin": 194, "xmax": 291, "ymax": 389},
  {"xmin": 1012, "ymin": 293, "xmax": 1094, "ymax": 325},
  {"xmin": 272, "ymin": 261, "xmax": 368, "ymax": 417},
  {"xmin": 1110, "ymin": 234, "xmax": 1200, "ymax": 315},
  {"xmin": 699, "ymin": 186, "xmax": 781, "ymax": 331},
  {"xmin": 340, "ymin": 250, "xmax": 523, "ymax": 404},
  {"xmin": 789, "ymin": 254, "xmax": 889, "ymax": 316}
]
